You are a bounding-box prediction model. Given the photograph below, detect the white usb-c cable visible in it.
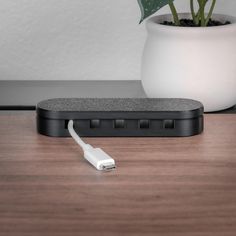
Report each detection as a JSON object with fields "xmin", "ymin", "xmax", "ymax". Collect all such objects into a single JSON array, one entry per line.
[{"xmin": 68, "ymin": 120, "xmax": 116, "ymax": 171}]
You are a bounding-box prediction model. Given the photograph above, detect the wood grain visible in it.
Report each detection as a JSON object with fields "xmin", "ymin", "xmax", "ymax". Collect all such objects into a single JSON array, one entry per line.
[{"xmin": 0, "ymin": 113, "xmax": 236, "ymax": 236}]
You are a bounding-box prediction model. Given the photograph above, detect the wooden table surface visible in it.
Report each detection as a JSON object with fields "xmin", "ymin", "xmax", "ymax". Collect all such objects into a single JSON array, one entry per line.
[{"xmin": 0, "ymin": 113, "xmax": 236, "ymax": 236}]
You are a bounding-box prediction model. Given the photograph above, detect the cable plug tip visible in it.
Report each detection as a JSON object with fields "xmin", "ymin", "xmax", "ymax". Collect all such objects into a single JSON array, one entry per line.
[{"xmin": 101, "ymin": 163, "xmax": 116, "ymax": 172}]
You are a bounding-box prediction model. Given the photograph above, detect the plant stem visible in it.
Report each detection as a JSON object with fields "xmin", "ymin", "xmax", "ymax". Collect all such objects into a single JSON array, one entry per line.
[
  {"xmin": 195, "ymin": 9, "xmax": 200, "ymax": 25},
  {"xmin": 200, "ymin": 8, "xmax": 205, "ymax": 26},
  {"xmin": 168, "ymin": 1, "xmax": 180, "ymax": 26},
  {"xmin": 190, "ymin": 0, "xmax": 197, "ymax": 25},
  {"xmin": 205, "ymin": 0, "xmax": 217, "ymax": 25},
  {"xmin": 198, "ymin": 0, "xmax": 207, "ymax": 26}
]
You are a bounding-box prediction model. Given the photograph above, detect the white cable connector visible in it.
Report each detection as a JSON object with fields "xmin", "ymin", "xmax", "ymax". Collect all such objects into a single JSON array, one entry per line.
[{"xmin": 68, "ymin": 120, "xmax": 116, "ymax": 171}]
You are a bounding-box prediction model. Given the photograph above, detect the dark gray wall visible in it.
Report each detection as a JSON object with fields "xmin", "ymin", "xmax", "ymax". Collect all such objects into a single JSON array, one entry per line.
[
  {"xmin": 0, "ymin": 80, "xmax": 235, "ymax": 113},
  {"xmin": 0, "ymin": 81, "xmax": 146, "ymax": 106}
]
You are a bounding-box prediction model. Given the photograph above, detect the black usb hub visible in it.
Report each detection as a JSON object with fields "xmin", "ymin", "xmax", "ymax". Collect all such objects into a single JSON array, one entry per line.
[{"xmin": 37, "ymin": 98, "xmax": 204, "ymax": 137}]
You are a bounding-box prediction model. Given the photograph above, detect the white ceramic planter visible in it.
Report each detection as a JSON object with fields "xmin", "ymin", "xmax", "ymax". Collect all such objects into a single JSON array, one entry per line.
[{"xmin": 141, "ymin": 13, "xmax": 236, "ymax": 112}]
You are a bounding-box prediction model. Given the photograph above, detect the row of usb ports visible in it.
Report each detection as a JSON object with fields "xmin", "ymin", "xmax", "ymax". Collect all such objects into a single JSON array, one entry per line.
[{"xmin": 88, "ymin": 119, "xmax": 175, "ymax": 129}]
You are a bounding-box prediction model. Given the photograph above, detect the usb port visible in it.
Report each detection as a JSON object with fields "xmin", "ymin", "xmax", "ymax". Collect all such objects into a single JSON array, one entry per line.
[
  {"xmin": 114, "ymin": 120, "xmax": 125, "ymax": 129},
  {"xmin": 139, "ymin": 120, "xmax": 150, "ymax": 129},
  {"xmin": 163, "ymin": 120, "xmax": 175, "ymax": 129},
  {"xmin": 90, "ymin": 120, "xmax": 100, "ymax": 129}
]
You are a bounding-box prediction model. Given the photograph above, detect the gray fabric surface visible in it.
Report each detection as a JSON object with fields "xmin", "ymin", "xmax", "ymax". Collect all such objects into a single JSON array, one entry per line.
[{"xmin": 38, "ymin": 98, "xmax": 203, "ymax": 112}]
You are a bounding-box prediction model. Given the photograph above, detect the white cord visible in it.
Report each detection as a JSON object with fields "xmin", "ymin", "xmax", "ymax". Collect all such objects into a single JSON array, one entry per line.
[
  {"xmin": 68, "ymin": 120, "xmax": 90, "ymax": 151},
  {"xmin": 68, "ymin": 120, "xmax": 116, "ymax": 171}
]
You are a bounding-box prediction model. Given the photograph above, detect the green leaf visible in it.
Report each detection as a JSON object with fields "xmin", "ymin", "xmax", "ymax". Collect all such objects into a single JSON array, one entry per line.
[{"xmin": 138, "ymin": 0, "xmax": 175, "ymax": 23}]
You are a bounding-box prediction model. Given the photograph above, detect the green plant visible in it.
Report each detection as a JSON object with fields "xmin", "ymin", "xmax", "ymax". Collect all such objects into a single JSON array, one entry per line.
[{"xmin": 138, "ymin": 0, "xmax": 217, "ymax": 26}]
